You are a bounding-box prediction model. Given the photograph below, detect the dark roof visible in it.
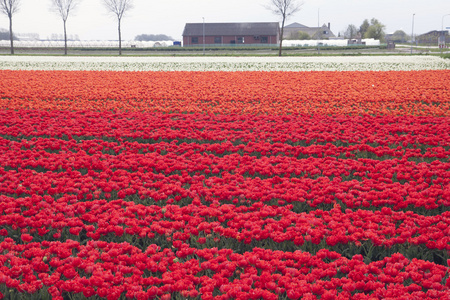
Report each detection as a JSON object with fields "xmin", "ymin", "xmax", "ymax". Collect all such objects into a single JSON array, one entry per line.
[
  {"xmin": 418, "ymin": 30, "xmax": 448, "ymax": 37},
  {"xmin": 182, "ymin": 22, "xmax": 279, "ymax": 36}
]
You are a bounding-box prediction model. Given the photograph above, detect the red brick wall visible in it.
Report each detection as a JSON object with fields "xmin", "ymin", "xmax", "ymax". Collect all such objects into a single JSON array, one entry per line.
[{"xmin": 183, "ymin": 35, "xmax": 278, "ymax": 46}]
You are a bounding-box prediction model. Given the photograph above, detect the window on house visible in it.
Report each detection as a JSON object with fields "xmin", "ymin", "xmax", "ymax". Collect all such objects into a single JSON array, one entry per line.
[
  {"xmin": 192, "ymin": 37, "xmax": 198, "ymax": 44},
  {"xmin": 260, "ymin": 36, "xmax": 268, "ymax": 43},
  {"xmin": 214, "ymin": 37, "xmax": 221, "ymax": 44},
  {"xmin": 323, "ymin": 31, "xmax": 328, "ymax": 35},
  {"xmin": 237, "ymin": 37, "xmax": 244, "ymax": 44}
]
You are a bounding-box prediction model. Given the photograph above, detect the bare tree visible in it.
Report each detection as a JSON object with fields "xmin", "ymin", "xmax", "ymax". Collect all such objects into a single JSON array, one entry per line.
[
  {"xmin": 0, "ymin": 0, "xmax": 20, "ymax": 54},
  {"xmin": 51, "ymin": 0, "xmax": 80, "ymax": 55},
  {"xmin": 102, "ymin": 0, "xmax": 133, "ymax": 55},
  {"xmin": 265, "ymin": 0, "xmax": 303, "ymax": 56}
]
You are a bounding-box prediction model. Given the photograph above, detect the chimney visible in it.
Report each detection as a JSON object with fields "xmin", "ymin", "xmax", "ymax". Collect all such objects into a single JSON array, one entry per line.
[{"xmin": 328, "ymin": 23, "xmax": 330, "ymax": 30}]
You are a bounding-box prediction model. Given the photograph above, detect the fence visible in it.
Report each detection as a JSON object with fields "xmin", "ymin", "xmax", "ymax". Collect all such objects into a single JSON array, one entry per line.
[
  {"xmin": 0, "ymin": 38, "xmax": 381, "ymax": 48},
  {"xmin": 0, "ymin": 40, "xmax": 174, "ymax": 48}
]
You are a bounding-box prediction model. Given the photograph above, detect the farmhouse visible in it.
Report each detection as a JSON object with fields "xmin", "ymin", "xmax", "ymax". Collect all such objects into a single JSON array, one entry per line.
[
  {"xmin": 182, "ymin": 22, "xmax": 279, "ymax": 46},
  {"xmin": 283, "ymin": 22, "xmax": 336, "ymax": 40},
  {"xmin": 416, "ymin": 30, "xmax": 449, "ymax": 46}
]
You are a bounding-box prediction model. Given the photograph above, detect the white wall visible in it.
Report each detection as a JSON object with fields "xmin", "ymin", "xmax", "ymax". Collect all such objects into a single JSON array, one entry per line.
[{"xmin": 283, "ymin": 39, "xmax": 381, "ymax": 47}]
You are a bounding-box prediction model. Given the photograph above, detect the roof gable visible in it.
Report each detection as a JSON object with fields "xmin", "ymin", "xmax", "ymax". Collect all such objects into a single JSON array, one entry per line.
[
  {"xmin": 285, "ymin": 22, "xmax": 308, "ymax": 28},
  {"xmin": 418, "ymin": 30, "xmax": 448, "ymax": 37}
]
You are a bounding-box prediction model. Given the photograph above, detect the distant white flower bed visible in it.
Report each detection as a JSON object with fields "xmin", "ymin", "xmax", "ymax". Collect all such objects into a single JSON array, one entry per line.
[{"xmin": 0, "ymin": 55, "xmax": 449, "ymax": 71}]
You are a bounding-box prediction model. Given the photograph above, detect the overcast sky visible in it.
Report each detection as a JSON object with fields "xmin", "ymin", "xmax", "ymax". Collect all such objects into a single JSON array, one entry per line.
[{"xmin": 0, "ymin": 0, "xmax": 449, "ymax": 41}]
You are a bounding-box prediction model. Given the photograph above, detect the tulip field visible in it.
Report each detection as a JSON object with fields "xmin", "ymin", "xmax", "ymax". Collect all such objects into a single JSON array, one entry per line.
[{"xmin": 0, "ymin": 56, "xmax": 450, "ymax": 300}]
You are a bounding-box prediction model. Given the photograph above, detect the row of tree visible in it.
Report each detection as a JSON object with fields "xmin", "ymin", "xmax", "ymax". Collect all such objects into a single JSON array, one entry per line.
[
  {"xmin": 134, "ymin": 34, "xmax": 174, "ymax": 42},
  {"xmin": 287, "ymin": 20, "xmax": 388, "ymax": 41},
  {"xmin": 343, "ymin": 18, "xmax": 387, "ymax": 43},
  {"xmin": 3, "ymin": 0, "xmax": 295, "ymax": 56},
  {"xmin": 0, "ymin": 27, "xmax": 15, "ymax": 40},
  {"xmin": 2, "ymin": 0, "xmax": 398, "ymax": 56},
  {"xmin": 1, "ymin": 0, "xmax": 134, "ymax": 55},
  {"xmin": 286, "ymin": 18, "xmax": 410, "ymax": 44},
  {"xmin": 266, "ymin": 1, "xmax": 390, "ymax": 56},
  {"xmin": 2, "ymin": 0, "xmax": 305, "ymax": 57}
]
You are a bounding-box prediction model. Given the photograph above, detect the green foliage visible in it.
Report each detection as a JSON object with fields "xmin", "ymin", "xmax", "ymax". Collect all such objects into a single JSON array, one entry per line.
[
  {"xmin": 388, "ymin": 30, "xmax": 410, "ymax": 43},
  {"xmin": 288, "ymin": 30, "xmax": 311, "ymax": 40},
  {"xmin": 134, "ymin": 34, "xmax": 174, "ymax": 41},
  {"xmin": 297, "ymin": 31, "xmax": 311, "ymax": 40},
  {"xmin": 364, "ymin": 18, "xmax": 386, "ymax": 43},
  {"xmin": 359, "ymin": 19, "xmax": 370, "ymax": 38},
  {"xmin": 344, "ymin": 24, "xmax": 358, "ymax": 39}
]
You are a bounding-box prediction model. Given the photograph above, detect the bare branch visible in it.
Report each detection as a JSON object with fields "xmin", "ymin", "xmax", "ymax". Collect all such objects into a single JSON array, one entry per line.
[
  {"xmin": 51, "ymin": 0, "xmax": 79, "ymax": 22},
  {"xmin": 0, "ymin": 0, "xmax": 20, "ymax": 17},
  {"xmin": 265, "ymin": 0, "xmax": 304, "ymax": 56},
  {"xmin": 0, "ymin": 0, "xmax": 20, "ymax": 54},
  {"xmin": 103, "ymin": 0, "xmax": 133, "ymax": 21},
  {"xmin": 50, "ymin": 0, "xmax": 80, "ymax": 55},
  {"xmin": 265, "ymin": 0, "xmax": 303, "ymax": 19},
  {"xmin": 102, "ymin": 0, "xmax": 134, "ymax": 55}
]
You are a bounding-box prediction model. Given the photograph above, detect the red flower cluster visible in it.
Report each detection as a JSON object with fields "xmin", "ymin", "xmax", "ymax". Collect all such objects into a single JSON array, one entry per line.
[{"xmin": 1, "ymin": 239, "xmax": 449, "ymax": 300}]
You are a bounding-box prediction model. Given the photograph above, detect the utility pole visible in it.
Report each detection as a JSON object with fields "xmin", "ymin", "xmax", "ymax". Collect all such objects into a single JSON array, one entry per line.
[
  {"xmin": 203, "ymin": 17, "xmax": 205, "ymax": 56},
  {"xmin": 317, "ymin": 8, "xmax": 320, "ymax": 54},
  {"xmin": 410, "ymin": 13, "xmax": 415, "ymax": 54},
  {"xmin": 441, "ymin": 14, "xmax": 450, "ymax": 54}
]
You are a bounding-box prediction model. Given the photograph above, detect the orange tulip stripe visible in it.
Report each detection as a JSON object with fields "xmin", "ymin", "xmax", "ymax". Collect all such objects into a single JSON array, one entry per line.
[
  {"xmin": 0, "ymin": 69, "xmax": 450, "ymax": 299},
  {"xmin": 0, "ymin": 70, "xmax": 449, "ymax": 115}
]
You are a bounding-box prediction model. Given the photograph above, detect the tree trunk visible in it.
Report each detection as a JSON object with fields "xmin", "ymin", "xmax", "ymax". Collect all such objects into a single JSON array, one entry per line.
[
  {"xmin": 279, "ymin": 16, "xmax": 286, "ymax": 57},
  {"xmin": 63, "ymin": 20, "xmax": 67, "ymax": 55},
  {"xmin": 118, "ymin": 18, "xmax": 122, "ymax": 55},
  {"xmin": 9, "ymin": 14, "xmax": 14, "ymax": 55}
]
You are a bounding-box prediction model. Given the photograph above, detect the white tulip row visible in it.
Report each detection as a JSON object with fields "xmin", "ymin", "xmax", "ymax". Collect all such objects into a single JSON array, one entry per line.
[{"xmin": 0, "ymin": 55, "xmax": 449, "ymax": 71}]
